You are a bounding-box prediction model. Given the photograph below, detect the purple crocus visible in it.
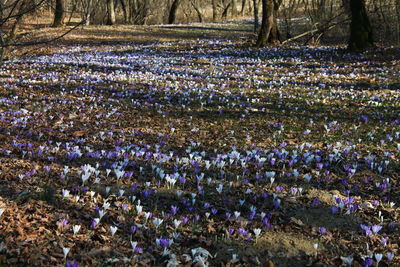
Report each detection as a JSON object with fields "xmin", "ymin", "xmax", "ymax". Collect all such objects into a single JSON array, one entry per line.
[
  {"xmin": 91, "ymin": 219, "xmax": 98, "ymax": 229},
  {"xmin": 362, "ymin": 257, "xmax": 374, "ymax": 267},
  {"xmin": 371, "ymin": 225, "xmax": 382, "ymax": 235},
  {"xmin": 171, "ymin": 205, "xmax": 178, "ymax": 216},
  {"xmin": 158, "ymin": 238, "xmax": 171, "ymax": 248},
  {"xmin": 130, "ymin": 225, "xmax": 137, "ymax": 234},
  {"xmin": 360, "ymin": 224, "xmax": 372, "ymax": 237},
  {"xmin": 61, "ymin": 218, "xmax": 68, "ymax": 229},
  {"xmin": 318, "ymin": 227, "xmax": 326, "ymax": 235},
  {"xmin": 379, "ymin": 237, "xmax": 388, "ymax": 247},
  {"xmin": 66, "ymin": 261, "xmax": 79, "ymax": 267}
]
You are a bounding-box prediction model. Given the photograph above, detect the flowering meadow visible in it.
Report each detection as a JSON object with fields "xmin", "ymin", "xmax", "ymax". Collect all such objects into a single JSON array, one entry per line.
[{"xmin": 0, "ymin": 38, "xmax": 399, "ymax": 266}]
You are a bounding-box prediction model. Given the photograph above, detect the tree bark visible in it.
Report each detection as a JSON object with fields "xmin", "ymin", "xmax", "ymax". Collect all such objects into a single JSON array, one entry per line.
[
  {"xmin": 240, "ymin": 0, "xmax": 247, "ymax": 16},
  {"xmin": 253, "ymin": 0, "xmax": 259, "ymax": 32},
  {"xmin": 107, "ymin": 0, "xmax": 116, "ymax": 25},
  {"xmin": 348, "ymin": 0, "xmax": 374, "ymax": 51},
  {"xmin": 190, "ymin": 0, "xmax": 204, "ymax": 23},
  {"xmin": 82, "ymin": 0, "xmax": 93, "ymax": 26},
  {"xmin": 0, "ymin": 0, "xmax": 27, "ymax": 61},
  {"xmin": 120, "ymin": 0, "xmax": 128, "ymax": 23},
  {"xmin": 231, "ymin": 0, "xmax": 238, "ymax": 17},
  {"xmin": 52, "ymin": 0, "xmax": 65, "ymax": 27},
  {"xmin": 256, "ymin": 0, "xmax": 281, "ymax": 47},
  {"xmin": 212, "ymin": 0, "xmax": 218, "ymax": 22},
  {"xmin": 221, "ymin": 1, "xmax": 231, "ymax": 19},
  {"xmin": 168, "ymin": 0, "xmax": 181, "ymax": 24}
]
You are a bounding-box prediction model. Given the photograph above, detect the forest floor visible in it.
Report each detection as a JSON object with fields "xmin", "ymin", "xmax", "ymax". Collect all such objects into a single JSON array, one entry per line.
[{"xmin": 0, "ymin": 20, "xmax": 400, "ymax": 267}]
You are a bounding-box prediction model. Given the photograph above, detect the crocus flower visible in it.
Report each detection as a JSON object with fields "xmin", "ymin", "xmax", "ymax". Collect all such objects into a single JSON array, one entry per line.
[
  {"xmin": 63, "ymin": 247, "xmax": 70, "ymax": 259},
  {"xmin": 374, "ymin": 253, "xmax": 383, "ymax": 265},
  {"xmin": 340, "ymin": 256, "xmax": 353, "ymax": 266},
  {"xmin": 91, "ymin": 218, "xmax": 99, "ymax": 229},
  {"xmin": 72, "ymin": 225, "xmax": 81, "ymax": 235},
  {"xmin": 387, "ymin": 252, "xmax": 394, "ymax": 261},
  {"xmin": 153, "ymin": 218, "xmax": 163, "ymax": 229},
  {"xmin": 318, "ymin": 227, "xmax": 326, "ymax": 235},
  {"xmin": 381, "ymin": 237, "xmax": 388, "ymax": 247},
  {"xmin": 131, "ymin": 241, "xmax": 138, "ymax": 251},
  {"xmin": 362, "ymin": 257, "xmax": 374, "ymax": 267},
  {"xmin": 66, "ymin": 261, "xmax": 79, "ymax": 267},
  {"xmin": 110, "ymin": 226, "xmax": 117, "ymax": 236},
  {"xmin": 371, "ymin": 225, "xmax": 382, "ymax": 235},
  {"xmin": 253, "ymin": 228, "xmax": 261, "ymax": 242}
]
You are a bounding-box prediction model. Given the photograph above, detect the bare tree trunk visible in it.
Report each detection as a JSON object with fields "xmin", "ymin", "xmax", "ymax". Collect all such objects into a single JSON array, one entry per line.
[
  {"xmin": 253, "ymin": 0, "xmax": 259, "ymax": 32},
  {"xmin": 190, "ymin": 0, "xmax": 203, "ymax": 23},
  {"xmin": 256, "ymin": 0, "xmax": 281, "ymax": 47},
  {"xmin": 221, "ymin": 1, "xmax": 231, "ymax": 19},
  {"xmin": 396, "ymin": 0, "xmax": 400, "ymax": 43},
  {"xmin": 120, "ymin": 0, "xmax": 128, "ymax": 23},
  {"xmin": 212, "ymin": 0, "xmax": 218, "ymax": 21},
  {"xmin": 168, "ymin": 0, "xmax": 181, "ymax": 24},
  {"xmin": 106, "ymin": 0, "xmax": 116, "ymax": 25},
  {"xmin": 1, "ymin": 0, "xmax": 27, "ymax": 61},
  {"xmin": 348, "ymin": 0, "xmax": 373, "ymax": 51},
  {"xmin": 68, "ymin": 1, "xmax": 78, "ymax": 25},
  {"xmin": 53, "ymin": 0, "xmax": 66, "ymax": 27},
  {"xmin": 81, "ymin": 0, "xmax": 93, "ymax": 26},
  {"xmin": 240, "ymin": 0, "xmax": 246, "ymax": 16},
  {"xmin": 231, "ymin": 0, "xmax": 238, "ymax": 17}
]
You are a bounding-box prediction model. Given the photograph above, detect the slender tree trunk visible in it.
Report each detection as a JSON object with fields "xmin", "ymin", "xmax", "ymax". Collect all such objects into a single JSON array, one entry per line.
[
  {"xmin": 256, "ymin": 0, "xmax": 281, "ymax": 47},
  {"xmin": 396, "ymin": 0, "xmax": 400, "ymax": 43},
  {"xmin": 232, "ymin": 0, "xmax": 238, "ymax": 17},
  {"xmin": 83, "ymin": 0, "xmax": 93, "ymax": 26},
  {"xmin": 221, "ymin": 2, "xmax": 231, "ymax": 19},
  {"xmin": 120, "ymin": 0, "xmax": 128, "ymax": 23},
  {"xmin": 348, "ymin": 0, "xmax": 373, "ymax": 51},
  {"xmin": 52, "ymin": 0, "xmax": 65, "ymax": 27},
  {"xmin": 240, "ymin": 0, "xmax": 247, "ymax": 16},
  {"xmin": 1, "ymin": 1, "xmax": 26, "ymax": 61},
  {"xmin": 106, "ymin": 0, "xmax": 116, "ymax": 25},
  {"xmin": 212, "ymin": 0, "xmax": 218, "ymax": 22},
  {"xmin": 253, "ymin": 0, "xmax": 259, "ymax": 32},
  {"xmin": 68, "ymin": 1, "xmax": 77, "ymax": 25},
  {"xmin": 168, "ymin": 0, "xmax": 181, "ymax": 24},
  {"xmin": 190, "ymin": 0, "xmax": 204, "ymax": 23}
]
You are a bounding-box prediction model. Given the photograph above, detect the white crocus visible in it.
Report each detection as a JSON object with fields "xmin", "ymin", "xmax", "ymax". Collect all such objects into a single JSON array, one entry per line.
[
  {"xmin": 173, "ymin": 219, "xmax": 181, "ymax": 228},
  {"xmin": 374, "ymin": 253, "xmax": 383, "ymax": 264},
  {"xmin": 253, "ymin": 228, "xmax": 261, "ymax": 237},
  {"xmin": 105, "ymin": 186, "xmax": 111, "ymax": 196},
  {"xmin": 340, "ymin": 256, "xmax": 353, "ymax": 266},
  {"xmin": 63, "ymin": 247, "xmax": 70, "ymax": 259},
  {"xmin": 131, "ymin": 241, "xmax": 138, "ymax": 251},
  {"xmin": 216, "ymin": 184, "xmax": 223, "ymax": 194},
  {"xmin": 253, "ymin": 228, "xmax": 262, "ymax": 243},
  {"xmin": 103, "ymin": 202, "xmax": 110, "ymax": 210},
  {"xmin": 110, "ymin": 226, "xmax": 118, "ymax": 236},
  {"xmin": 153, "ymin": 218, "xmax": 163, "ymax": 229},
  {"xmin": 119, "ymin": 189, "xmax": 125, "ymax": 196},
  {"xmin": 72, "ymin": 225, "xmax": 81, "ymax": 235},
  {"xmin": 136, "ymin": 204, "xmax": 143, "ymax": 214},
  {"xmin": 98, "ymin": 209, "xmax": 106, "ymax": 219},
  {"xmin": 144, "ymin": 212, "xmax": 151, "ymax": 221}
]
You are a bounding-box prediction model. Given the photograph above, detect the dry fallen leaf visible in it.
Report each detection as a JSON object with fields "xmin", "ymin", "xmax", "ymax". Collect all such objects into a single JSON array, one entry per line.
[{"xmin": 73, "ymin": 131, "xmax": 86, "ymax": 138}]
